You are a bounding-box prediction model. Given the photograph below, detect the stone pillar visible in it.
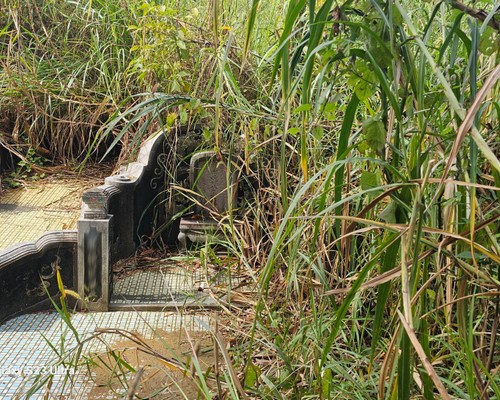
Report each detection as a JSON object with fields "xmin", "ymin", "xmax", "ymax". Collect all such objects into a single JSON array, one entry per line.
[{"xmin": 77, "ymin": 188, "xmax": 115, "ymax": 311}]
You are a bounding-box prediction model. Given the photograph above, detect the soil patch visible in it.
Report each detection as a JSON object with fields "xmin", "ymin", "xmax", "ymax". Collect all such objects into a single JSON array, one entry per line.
[{"xmin": 88, "ymin": 329, "xmax": 215, "ymax": 399}]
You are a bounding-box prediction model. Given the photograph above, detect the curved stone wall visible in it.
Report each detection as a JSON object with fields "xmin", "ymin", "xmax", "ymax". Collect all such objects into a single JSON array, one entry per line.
[
  {"xmin": 0, "ymin": 127, "xmax": 197, "ymax": 319},
  {"xmin": 0, "ymin": 231, "xmax": 77, "ymax": 324}
]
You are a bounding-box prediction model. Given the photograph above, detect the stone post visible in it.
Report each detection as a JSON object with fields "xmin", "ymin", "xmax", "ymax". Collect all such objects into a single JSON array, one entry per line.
[{"xmin": 77, "ymin": 187, "xmax": 115, "ymax": 311}]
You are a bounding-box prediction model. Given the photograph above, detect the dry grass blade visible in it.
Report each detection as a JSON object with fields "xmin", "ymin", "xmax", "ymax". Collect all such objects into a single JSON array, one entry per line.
[
  {"xmin": 419, "ymin": 178, "xmax": 500, "ymax": 191},
  {"xmin": 126, "ymin": 367, "xmax": 144, "ymax": 400},
  {"xmin": 325, "ymin": 213, "xmax": 500, "ymax": 295},
  {"xmin": 212, "ymin": 329, "xmax": 248, "ymax": 400},
  {"xmin": 94, "ymin": 328, "xmax": 186, "ymax": 372},
  {"xmin": 378, "ymin": 326, "xmax": 400, "ymax": 399},
  {"xmin": 397, "ymin": 310, "xmax": 452, "ymax": 400},
  {"xmin": 420, "ymin": 291, "xmax": 500, "ymax": 319},
  {"xmin": 440, "ymin": 63, "xmax": 500, "ymax": 185}
]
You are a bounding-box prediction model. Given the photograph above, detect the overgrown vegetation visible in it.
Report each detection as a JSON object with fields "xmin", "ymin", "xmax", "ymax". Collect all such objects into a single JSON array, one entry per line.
[{"xmin": 1, "ymin": 0, "xmax": 499, "ymax": 398}]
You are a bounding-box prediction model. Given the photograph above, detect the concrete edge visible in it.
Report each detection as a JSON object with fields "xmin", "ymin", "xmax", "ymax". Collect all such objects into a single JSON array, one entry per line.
[{"xmin": 0, "ymin": 230, "xmax": 77, "ymax": 268}]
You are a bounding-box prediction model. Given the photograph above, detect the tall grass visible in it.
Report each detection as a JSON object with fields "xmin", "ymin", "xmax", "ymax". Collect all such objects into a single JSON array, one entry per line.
[
  {"xmin": 0, "ymin": 0, "xmax": 136, "ymax": 162},
  {"xmin": 233, "ymin": 0, "xmax": 500, "ymax": 399},
  {"xmin": 2, "ymin": 0, "xmax": 499, "ymax": 398}
]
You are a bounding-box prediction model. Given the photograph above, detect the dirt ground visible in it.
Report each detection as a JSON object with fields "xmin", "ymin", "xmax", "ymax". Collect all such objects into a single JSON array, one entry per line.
[{"xmin": 87, "ymin": 329, "xmax": 215, "ymax": 399}]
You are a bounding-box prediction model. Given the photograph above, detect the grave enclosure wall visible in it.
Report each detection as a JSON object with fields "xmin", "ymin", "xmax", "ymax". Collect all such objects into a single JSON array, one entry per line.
[{"xmin": 0, "ymin": 127, "xmax": 201, "ymax": 320}]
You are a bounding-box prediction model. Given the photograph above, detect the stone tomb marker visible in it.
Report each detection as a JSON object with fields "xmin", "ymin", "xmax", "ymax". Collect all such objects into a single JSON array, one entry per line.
[
  {"xmin": 190, "ymin": 151, "xmax": 236, "ymax": 216},
  {"xmin": 178, "ymin": 151, "xmax": 237, "ymax": 248}
]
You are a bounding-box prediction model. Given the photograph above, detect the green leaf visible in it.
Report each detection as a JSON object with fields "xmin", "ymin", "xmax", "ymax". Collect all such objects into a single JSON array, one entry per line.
[
  {"xmin": 479, "ymin": 26, "xmax": 499, "ymax": 56},
  {"xmin": 323, "ymin": 102, "xmax": 337, "ymax": 113},
  {"xmin": 313, "ymin": 126, "xmax": 324, "ymax": 140},
  {"xmin": 362, "ymin": 117, "xmax": 386, "ymax": 156},
  {"xmin": 179, "ymin": 109, "xmax": 188, "ymax": 124},
  {"xmin": 379, "ymin": 201, "xmax": 397, "ymax": 223},
  {"xmin": 367, "ymin": 36, "xmax": 392, "ymax": 68},
  {"xmin": 202, "ymin": 127, "xmax": 211, "ymax": 141},
  {"xmin": 347, "ymin": 59, "xmax": 377, "ymax": 101},
  {"xmin": 293, "ymin": 103, "xmax": 311, "ymax": 113},
  {"xmin": 242, "ymin": 0, "xmax": 260, "ymax": 66},
  {"xmin": 323, "ymin": 101, "xmax": 339, "ymax": 121},
  {"xmin": 347, "ymin": 77, "xmax": 374, "ymax": 101},
  {"xmin": 166, "ymin": 112, "xmax": 177, "ymax": 126},
  {"xmin": 360, "ymin": 170, "xmax": 379, "ymax": 191},
  {"xmin": 332, "ymin": 94, "xmax": 359, "ymax": 237},
  {"xmin": 245, "ymin": 363, "xmax": 261, "ymax": 388}
]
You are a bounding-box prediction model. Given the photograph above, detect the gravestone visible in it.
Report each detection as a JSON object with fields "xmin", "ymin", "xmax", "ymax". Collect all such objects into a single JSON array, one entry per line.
[
  {"xmin": 178, "ymin": 151, "xmax": 238, "ymax": 248},
  {"xmin": 190, "ymin": 151, "xmax": 237, "ymax": 215}
]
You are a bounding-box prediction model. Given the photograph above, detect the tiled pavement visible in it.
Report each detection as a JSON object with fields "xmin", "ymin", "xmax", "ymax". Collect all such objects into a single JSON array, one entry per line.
[
  {"xmin": 0, "ymin": 181, "xmax": 86, "ymax": 250},
  {"xmin": 111, "ymin": 263, "xmax": 245, "ymax": 309},
  {"xmin": 0, "ymin": 259, "xmax": 244, "ymax": 399},
  {"xmin": 0, "ymin": 311, "xmax": 212, "ymax": 399}
]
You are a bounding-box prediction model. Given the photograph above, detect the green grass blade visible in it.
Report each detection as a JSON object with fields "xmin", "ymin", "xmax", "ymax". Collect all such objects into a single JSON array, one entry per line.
[
  {"xmin": 242, "ymin": 0, "xmax": 260, "ymax": 67},
  {"xmin": 369, "ymin": 234, "xmax": 400, "ymax": 366},
  {"xmin": 271, "ymin": 0, "xmax": 308, "ymax": 84},
  {"xmin": 333, "ymin": 93, "xmax": 359, "ymax": 236},
  {"xmin": 320, "ymin": 232, "xmax": 401, "ymax": 367}
]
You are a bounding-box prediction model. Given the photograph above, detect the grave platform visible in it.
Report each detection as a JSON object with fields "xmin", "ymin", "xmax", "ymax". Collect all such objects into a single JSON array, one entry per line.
[
  {"xmin": 0, "ymin": 257, "xmax": 252, "ymax": 399},
  {"xmin": 110, "ymin": 259, "xmax": 246, "ymax": 310}
]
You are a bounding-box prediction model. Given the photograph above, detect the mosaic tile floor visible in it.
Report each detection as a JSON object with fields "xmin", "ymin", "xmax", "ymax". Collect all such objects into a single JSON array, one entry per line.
[
  {"xmin": 111, "ymin": 263, "xmax": 246, "ymax": 310},
  {"xmin": 0, "ymin": 181, "xmax": 87, "ymax": 250},
  {"xmin": 0, "ymin": 311, "xmax": 211, "ymax": 399}
]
